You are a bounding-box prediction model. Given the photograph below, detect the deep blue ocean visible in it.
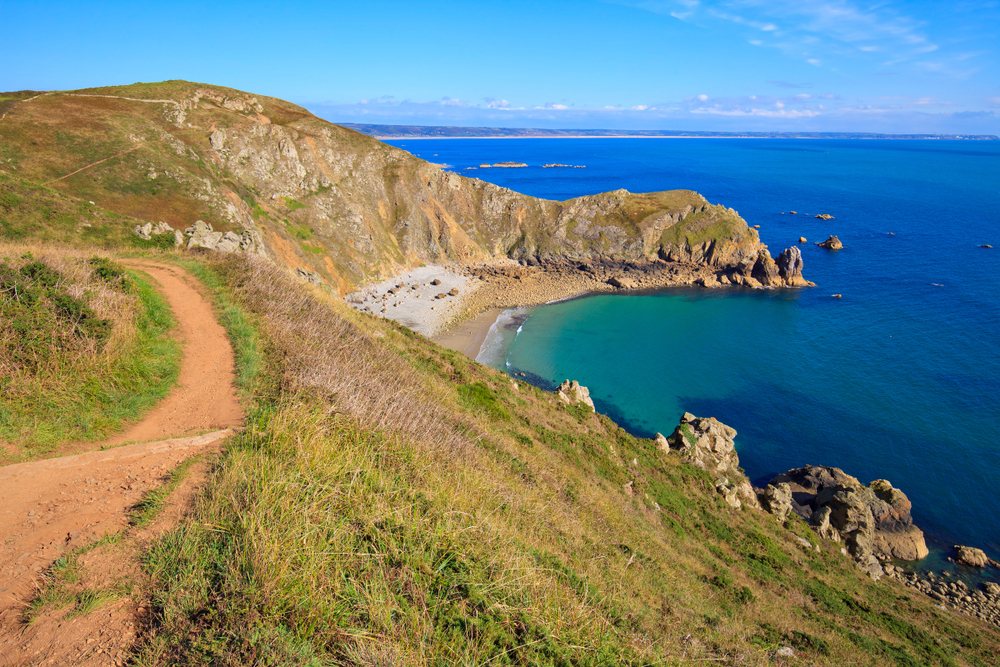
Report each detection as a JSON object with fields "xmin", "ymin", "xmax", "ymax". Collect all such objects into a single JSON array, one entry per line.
[{"xmin": 389, "ymin": 138, "xmax": 1000, "ymax": 569}]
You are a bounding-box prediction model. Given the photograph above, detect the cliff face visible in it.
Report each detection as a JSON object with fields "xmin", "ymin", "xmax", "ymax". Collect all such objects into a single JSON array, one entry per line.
[{"xmin": 0, "ymin": 81, "xmax": 803, "ymax": 291}]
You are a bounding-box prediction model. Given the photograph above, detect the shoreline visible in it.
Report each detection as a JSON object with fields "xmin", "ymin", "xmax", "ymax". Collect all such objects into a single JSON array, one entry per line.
[
  {"xmin": 346, "ymin": 257, "xmax": 797, "ymax": 354},
  {"xmin": 430, "ymin": 308, "xmax": 501, "ymax": 358}
]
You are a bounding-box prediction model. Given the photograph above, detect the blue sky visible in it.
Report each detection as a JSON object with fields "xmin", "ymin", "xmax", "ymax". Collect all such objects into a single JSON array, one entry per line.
[{"xmin": 2, "ymin": 0, "xmax": 998, "ymax": 133}]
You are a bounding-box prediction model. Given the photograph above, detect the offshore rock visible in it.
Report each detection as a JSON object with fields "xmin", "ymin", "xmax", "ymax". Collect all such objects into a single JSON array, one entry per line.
[
  {"xmin": 953, "ymin": 545, "xmax": 990, "ymax": 568},
  {"xmin": 556, "ymin": 380, "xmax": 595, "ymax": 412},
  {"xmin": 816, "ymin": 235, "xmax": 844, "ymax": 250},
  {"xmin": 776, "ymin": 246, "xmax": 810, "ymax": 286},
  {"xmin": 769, "ymin": 466, "xmax": 928, "ymax": 563},
  {"xmin": 665, "ymin": 413, "xmax": 759, "ymax": 509}
]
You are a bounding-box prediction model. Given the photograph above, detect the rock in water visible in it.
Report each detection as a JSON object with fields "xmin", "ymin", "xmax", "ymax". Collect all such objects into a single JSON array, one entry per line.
[
  {"xmin": 815, "ymin": 213, "xmax": 835, "ymax": 220},
  {"xmin": 815, "ymin": 235, "xmax": 843, "ymax": 250},
  {"xmin": 953, "ymin": 545, "xmax": 990, "ymax": 567},
  {"xmin": 776, "ymin": 246, "xmax": 809, "ymax": 286},
  {"xmin": 555, "ymin": 380, "xmax": 595, "ymax": 412},
  {"xmin": 799, "ymin": 236, "xmax": 807, "ymax": 243}
]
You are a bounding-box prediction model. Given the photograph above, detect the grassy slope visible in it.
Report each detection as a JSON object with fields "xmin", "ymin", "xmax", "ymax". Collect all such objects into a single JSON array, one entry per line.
[
  {"xmin": 0, "ymin": 243, "xmax": 181, "ymax": 459},
  {"xmin": 133, "ymin": 253, "xmax": 999, "ymax": 666}
]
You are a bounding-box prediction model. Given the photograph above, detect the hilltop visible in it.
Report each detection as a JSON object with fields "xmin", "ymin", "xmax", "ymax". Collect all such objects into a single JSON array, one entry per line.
[{"xmin": 0, "ymin": 81, "xmax": 805, "ymax": 298}]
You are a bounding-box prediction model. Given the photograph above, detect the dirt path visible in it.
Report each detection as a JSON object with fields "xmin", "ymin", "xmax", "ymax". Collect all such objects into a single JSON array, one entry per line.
[{"xmin": 0, "ymin": 262, "xmax": 244, "ymax": 666}]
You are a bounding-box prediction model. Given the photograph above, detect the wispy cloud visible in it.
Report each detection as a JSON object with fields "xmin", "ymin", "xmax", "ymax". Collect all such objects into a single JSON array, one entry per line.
[{"xmin": 615, "ymin": 1, "xmax": 970, "ymax": 72}]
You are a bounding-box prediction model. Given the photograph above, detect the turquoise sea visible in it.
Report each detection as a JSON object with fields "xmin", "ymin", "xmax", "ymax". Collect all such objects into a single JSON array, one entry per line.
[{"xmin": 390, "ymin": 138, "xmax": 1000, "ymax": 568}]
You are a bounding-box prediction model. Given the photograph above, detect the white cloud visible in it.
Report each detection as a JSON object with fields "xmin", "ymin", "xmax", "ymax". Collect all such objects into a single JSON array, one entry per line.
[
  {"xmin": 632, "ymin": 104, "xmax": 649, "ymax": 110},
  {"xmin": 484, "ymin": 97, "xmax": 510, "ymax": 109},
  {"xmin": 807, "ymin": 58, "xmax": 821, "ymax": 66},
  {"xmin": 697, "ymin": 94, "xmax": 709, "ymax": 101}
]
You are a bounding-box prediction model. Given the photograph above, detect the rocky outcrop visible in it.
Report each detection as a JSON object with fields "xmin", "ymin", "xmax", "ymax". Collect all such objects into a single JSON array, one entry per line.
[
  {"xmin": 761, "ymin": 483, "xmax": 793, "ymax": 521},
  {"xmin": 555, "ymin": 380, "xmax": 595, "ymax": 412},
  {"xmin": 133, "ymin": 221, "xmax": 177, "ymax": 242},
  {"xmin": 815, "ymin": 214, "xmax": 834, "ymax": 220},
  {"xmin": 767, "ymin": 466, "xmax": 928, "ymax": 574},
  {"xmin": 182, "ymin": 220, "xmax": 265, "ymax": 255},
  {"xmin": 816, "ymin": 235, "xmax": 843, "ymax": 250},
  {"xmin": 662, "ymin": 413, "xmax": 759, "ymax": 509}
]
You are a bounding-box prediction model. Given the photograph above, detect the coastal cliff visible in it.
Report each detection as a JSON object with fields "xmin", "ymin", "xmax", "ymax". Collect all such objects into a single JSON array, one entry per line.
[{"xmin": 0, "ymin": 81, "xmax": 806, "ymax": 291}]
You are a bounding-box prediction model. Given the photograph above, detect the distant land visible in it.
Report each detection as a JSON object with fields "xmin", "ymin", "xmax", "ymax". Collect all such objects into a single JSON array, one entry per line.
[{"xmin": 341, "ymin": 123, "xmax": 999, "ymax": 141}]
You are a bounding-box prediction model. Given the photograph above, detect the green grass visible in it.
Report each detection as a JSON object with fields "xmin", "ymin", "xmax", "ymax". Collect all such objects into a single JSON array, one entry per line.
[
  {"xmin": 0, "ymin": 252, "xmax": 182, "ymax": 455},
  {"xmin": 130, "ymin": 455, "xmax": 203, "ymax": 529}
]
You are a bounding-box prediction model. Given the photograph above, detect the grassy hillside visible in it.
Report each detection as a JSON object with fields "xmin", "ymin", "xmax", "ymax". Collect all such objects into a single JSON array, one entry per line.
[
  {"xmin": 0, "ymin": 81, "xmax": 769, "ymax": 292},
  {"xmin": 130, "ymin": 252, "xmax": 999, "ymax": 666},
  {"xmin": 0, "ymin": 243, "xmax": 180, "ymax": 459}
]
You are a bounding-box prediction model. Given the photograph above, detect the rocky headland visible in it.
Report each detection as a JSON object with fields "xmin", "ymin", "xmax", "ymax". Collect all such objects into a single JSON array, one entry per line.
[{"xmin": 635, "ymin": 408, "xmax": 1000, "ymax": 627}]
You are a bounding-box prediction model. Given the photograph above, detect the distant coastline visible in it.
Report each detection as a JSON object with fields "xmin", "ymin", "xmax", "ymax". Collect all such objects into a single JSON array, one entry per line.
[{"xmin": 341, "ymin": 123, "xmax": 999, "ymax": 141}]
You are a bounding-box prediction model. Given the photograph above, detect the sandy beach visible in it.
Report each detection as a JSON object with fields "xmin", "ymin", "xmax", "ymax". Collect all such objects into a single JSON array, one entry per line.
[
  {"xmin": 430, "ymin": 308, "xmax": 501, "ymax": 358},
  {"xmin": 344, "ymin": 257, "xmax": 726, "ymax": 358}
]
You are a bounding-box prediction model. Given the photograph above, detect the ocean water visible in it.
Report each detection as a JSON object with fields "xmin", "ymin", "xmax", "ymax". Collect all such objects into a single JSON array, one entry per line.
[{"xmin": 389, "ymin": 138, "xmax": 1000, "ymax": 567}]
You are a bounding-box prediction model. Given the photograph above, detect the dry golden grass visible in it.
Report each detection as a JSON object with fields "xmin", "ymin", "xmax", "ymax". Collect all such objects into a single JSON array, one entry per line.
[{"xmin": 134, "ymin": 253, "xmax": 1000, "ymax": 666}]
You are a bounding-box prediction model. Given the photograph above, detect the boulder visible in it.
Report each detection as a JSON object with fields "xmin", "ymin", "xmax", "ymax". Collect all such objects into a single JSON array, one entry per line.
[
  {"xmin": 799, "ymin": 237, "xmax": 807, "ymax": 243},
  {"xmin": 184, "ymin": 220, "xmax": 216, "ymax": 249},
  {"xmin": 761, "ymin": 483, "xmax": 793, "ymax": 521},
  {"xmin": 654, "ymin": 432, "xmax": 670, "ymax": 452},
  {"xmin": 815, "ymin": 214, "xmax": 835, "ymax": 220},
  {"xmin": 430, "ymin": 278, "xmax": 442, "ymax": 285},
  {"xmin": 448, "ymin": 287, "xmax": 459, "ymax": 296},
  {"xmin": 556, "ymin": 380, "xmax": 595, "ymax": 412},
  {"xmin": 768, "ymin": 465, "xmax": 928, "ymax": 561},
  {"xmin": 815, "ymin": 235, "xmax": 843, "ymax": 250},
  {"xmin": 133, "ymin": 221, "xmax": 174, "ymax": 240},
  {"xmin": 983, "ymin": 582, "xmax": 1000, "ymax": 595},
  {"xmin": 953, "ymin": 545, "xmax": 990, "ymax": 567},
  {"xmin": 608, "ymin": 276, "xmax": 637, "ymax": 289}
]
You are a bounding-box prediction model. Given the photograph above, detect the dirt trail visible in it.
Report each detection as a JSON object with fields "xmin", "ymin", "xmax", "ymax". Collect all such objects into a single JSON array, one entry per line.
[{"xmin": 0, "ymin": 262, "xmax": 244, "ymax": 666}]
